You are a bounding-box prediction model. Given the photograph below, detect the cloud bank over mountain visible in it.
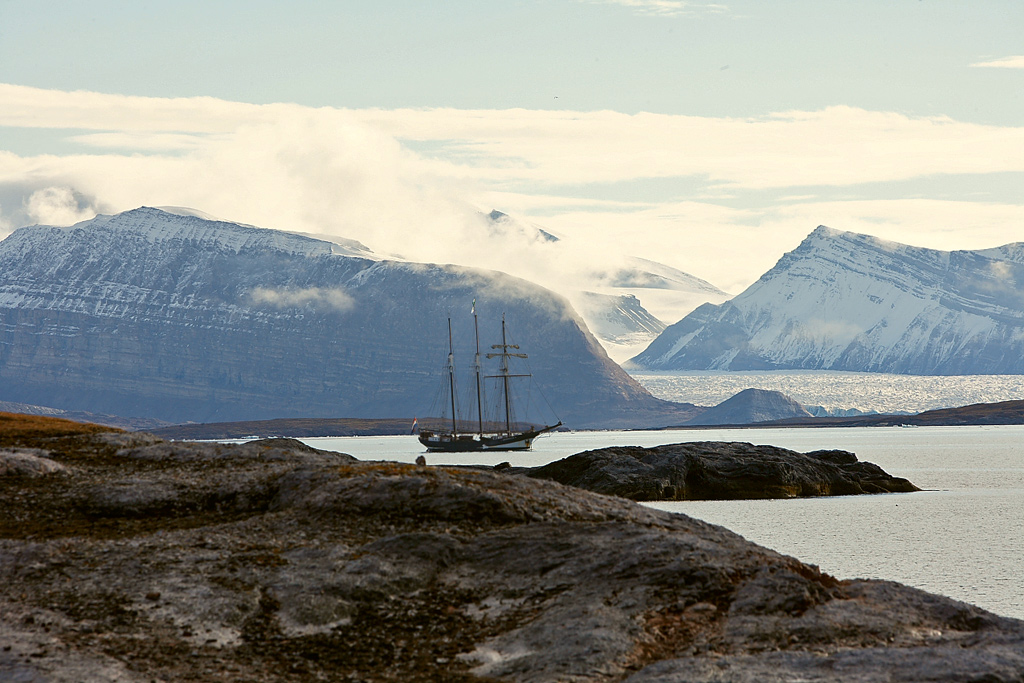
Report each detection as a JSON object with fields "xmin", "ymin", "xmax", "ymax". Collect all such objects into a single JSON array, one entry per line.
[{"xmin": 3, "ymin": 84, "xmax": 1024, "ymax": 297}]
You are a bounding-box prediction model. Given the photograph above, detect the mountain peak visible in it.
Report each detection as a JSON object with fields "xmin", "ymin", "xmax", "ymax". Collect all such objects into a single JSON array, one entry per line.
[
  {"xmin": 152, "ymin": 206, "xmax": 225, "ymax": 222},
  {"xmin": 798, "ymin": 224, "xmax": 922, "ymax": 256},
  {"xmin": 809, "ymin": 224, "xmax": 839, "ymax": 238}
]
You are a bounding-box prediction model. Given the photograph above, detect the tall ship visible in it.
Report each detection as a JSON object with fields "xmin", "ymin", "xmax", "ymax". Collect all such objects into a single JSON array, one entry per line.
[{"xmin": 417, "ymin": 309, "xmax": 561, "ymax": 452}]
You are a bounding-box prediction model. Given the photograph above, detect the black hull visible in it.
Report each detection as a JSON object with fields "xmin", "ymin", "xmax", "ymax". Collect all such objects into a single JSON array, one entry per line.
[{"xmin": 418, "ymin": 422, "xmax": 561, "ymax": 452}]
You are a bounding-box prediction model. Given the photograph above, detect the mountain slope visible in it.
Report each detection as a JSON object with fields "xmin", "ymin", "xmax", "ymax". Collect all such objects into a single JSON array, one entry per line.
[
  {"xmin": 0, "ymin": 207, "xmax": 698, "ymax": 427},
  {"xmin": 631, "ymin": 226, "xmax": 1024, "ymax": 374}
]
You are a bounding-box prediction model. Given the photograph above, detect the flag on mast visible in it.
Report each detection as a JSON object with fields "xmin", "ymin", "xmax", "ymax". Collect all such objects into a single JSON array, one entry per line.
[
  {"xmin": 410, "ymin": 417, "xmax": 418, "ymax": 434},
  {"xmin": 472, "ymin": 298, "xmax": 476, "ymax": 314}
]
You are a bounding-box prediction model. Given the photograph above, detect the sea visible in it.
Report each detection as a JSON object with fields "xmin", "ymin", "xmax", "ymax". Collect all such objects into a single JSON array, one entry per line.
[{"xmin": 297, "ymin": 424, "xmax": 1024, "ymax": 622}]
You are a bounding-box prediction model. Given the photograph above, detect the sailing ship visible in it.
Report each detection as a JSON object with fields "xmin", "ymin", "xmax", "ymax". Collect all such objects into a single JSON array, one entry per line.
[{"xmin": 417, "ymin": 310, "xmax": 561, "ymax": 452}]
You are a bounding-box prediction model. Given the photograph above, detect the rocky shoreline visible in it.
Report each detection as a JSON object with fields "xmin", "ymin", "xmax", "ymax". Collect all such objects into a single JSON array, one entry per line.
[{"xmin": 2, "ymin": 422, "xmax": 1022, "ymax": 682}]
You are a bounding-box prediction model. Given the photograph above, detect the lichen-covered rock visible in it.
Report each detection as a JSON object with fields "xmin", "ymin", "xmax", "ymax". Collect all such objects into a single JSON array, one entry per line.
[
  {"xmin": 0, "ymin": 449, "xmax": 66, "ymax": 477},
  {"xmin": 0, "ymin": 430, "xmax": 1018, "ymax": 683}
]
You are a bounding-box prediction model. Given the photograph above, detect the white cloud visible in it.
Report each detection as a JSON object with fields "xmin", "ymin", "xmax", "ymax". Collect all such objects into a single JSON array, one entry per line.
[
  {"xmin": 360, "ymin": 106, "xmax": 1024, "ymax": 190},
  {"xmin": 23, "ymin": 186, "xmax": 99, "ymax": 226},
  {"xmin": 2, "ymin": 83, "xmax": 1024, "ymax": 300},
  {"xmin": 5, "ymin": 84, "xmax": 1024, "ymax": 194},
  {"xmin": 576, "ymin": 0, "xmax": 729, "ymax": 16},
  {"xmin": 970, "ymin": 55, "xmax": 1024, "ymax": 69}
]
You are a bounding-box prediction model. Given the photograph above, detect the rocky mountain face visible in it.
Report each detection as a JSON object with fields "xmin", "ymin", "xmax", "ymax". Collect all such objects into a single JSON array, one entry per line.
[
  {"xmin": 684, "ymin": 388, "xmax": 812, "ymax": 426},
  {"xmin": 569, "ymin": 291, "xmax": 666, "ymax": 362},
  {"xmin": 0, "ymin": 207, "xmax": 697, "ymax": 427},
  {"xmin": 632, "ymin": 226, "xmax": 1024, "ymax": 374}
]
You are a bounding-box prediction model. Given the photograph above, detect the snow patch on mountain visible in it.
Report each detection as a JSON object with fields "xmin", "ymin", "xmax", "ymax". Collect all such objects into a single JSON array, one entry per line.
[{"xmin": 569, "ymin": 292, "xmax": 666, "ymax": 363}]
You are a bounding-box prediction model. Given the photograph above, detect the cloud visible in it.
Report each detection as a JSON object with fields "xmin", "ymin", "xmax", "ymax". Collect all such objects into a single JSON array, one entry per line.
[
  {"xmin": 2, "ymin": 83, "xmax": 1024, "ymax": 299},
  {"xmin": 250, "ymin": 287, "xmax": 355, "ymax": 312},
  {"xmin": 575, "ymin": 0, "xmax": 729, "ymax": 16},
  {"xmin": 6, "ymin": 84, "xmax": 1024, "ymax": 195},
  {"xmin": 970, "ymin": 56, "xmax": 1024, "ymax": 69},
  {"xmin": 23, "ymin": 186, "xmax": 103, "ymax": 226},
  {"xmin": 356, "ymin": 106, "xmax": 1024, "ymax": 192}
]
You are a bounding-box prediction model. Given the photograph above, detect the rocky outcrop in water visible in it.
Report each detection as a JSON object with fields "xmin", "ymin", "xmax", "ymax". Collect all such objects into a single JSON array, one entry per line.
[
  {"xmin": 523, "ymin": 441, "xmax": 920, "ymax": 500},
  {"xmin": 0, "ymin": 425, "xmax": 1016, "ymax": 683}
]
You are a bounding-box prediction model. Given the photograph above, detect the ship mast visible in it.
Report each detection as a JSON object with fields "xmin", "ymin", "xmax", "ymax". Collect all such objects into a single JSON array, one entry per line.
[
  {"xmin": 473, "ymin": 303, "xmax": 483, "ymax": 436},
  {"xmin": 447, "ymin": 317, "xmax": 457, "ymax": 437},
  {"xmin": 486, "ymin": 314, "xmax": 528, "ymax": 435}
]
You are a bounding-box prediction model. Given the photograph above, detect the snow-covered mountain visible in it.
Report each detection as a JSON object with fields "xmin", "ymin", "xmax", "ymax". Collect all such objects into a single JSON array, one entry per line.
[
  {"xmin": 573, "ymin": 257, "xmax": 731, "ymax": 362},
  {"xmin": 479, "ymin": 210, "xmax": 730, "ymax": 363},
  {"xmin": 570, "ymin": 292, "xmax": 666, "ymax": 358},
  {"xmin": 0, "ymin": 207, "xmax": 700, "ymax": 427},
  {"xmin": 485, "ymin": 209, "xmax": 560, "ymax": 244},
  {"xmin": 631, "ymin": 226, "xmax": 1024, "ymax": 375}
]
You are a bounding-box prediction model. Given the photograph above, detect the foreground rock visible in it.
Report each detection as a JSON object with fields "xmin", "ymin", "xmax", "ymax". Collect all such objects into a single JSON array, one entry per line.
[
  {"xmin": 524, "ymin": 441, "xmax": 919, "ymax": 501},
  {"xmin": 1, "ymin": 428, "xmax": 1019, "ymax": 682}
]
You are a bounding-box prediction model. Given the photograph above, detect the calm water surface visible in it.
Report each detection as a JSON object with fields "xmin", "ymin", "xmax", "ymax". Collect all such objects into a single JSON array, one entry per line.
[{"xmin": 300, "ymin": 426, "xmax": 1024, "ymax": 621}]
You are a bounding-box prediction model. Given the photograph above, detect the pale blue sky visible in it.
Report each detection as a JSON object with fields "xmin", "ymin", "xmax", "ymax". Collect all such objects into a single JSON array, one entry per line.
[
  {"xmin": 0, "ymin": 0, "xmax": 1022, "ymax": 293},
  {"xmin": 2, "ymin": 1, "xmax": 1021, "ymax": 120}
]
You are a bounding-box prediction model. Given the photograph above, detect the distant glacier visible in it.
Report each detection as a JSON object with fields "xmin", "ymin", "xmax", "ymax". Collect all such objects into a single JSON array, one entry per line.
[{"xmin": 630, "ymin": 370, "xmax": 1024, "ymax": 415}]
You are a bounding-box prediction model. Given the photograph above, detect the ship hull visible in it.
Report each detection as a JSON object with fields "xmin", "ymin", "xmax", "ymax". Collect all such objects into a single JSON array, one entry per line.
[{"xmin": 418, "ymin": 423, "xmax": 560, "ymax": 452}]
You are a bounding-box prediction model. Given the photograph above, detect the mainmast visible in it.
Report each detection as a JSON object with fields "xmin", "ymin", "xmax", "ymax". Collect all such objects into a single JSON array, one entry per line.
[
  {"xmin": 486, "ymin": 314, "xmax": 528, "ymax": 435},
  {"xmin": 447, "ymin": 317, "xmax": 457, "ymax": 437},
  {"xmin": 473, "ymin": 302, "xmax": 483, "ymax": 436}
]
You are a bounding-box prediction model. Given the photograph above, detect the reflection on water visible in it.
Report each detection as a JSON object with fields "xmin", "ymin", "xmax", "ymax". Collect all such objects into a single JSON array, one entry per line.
[{"xmin": 300, "ymin": 425, "xmax": 1024, "ymax": 621}]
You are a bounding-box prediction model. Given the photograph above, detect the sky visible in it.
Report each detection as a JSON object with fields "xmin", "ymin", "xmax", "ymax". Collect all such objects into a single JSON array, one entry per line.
[{"xmin": 1, "ymin": 0, "xmax": 1023, "ymax": 297}]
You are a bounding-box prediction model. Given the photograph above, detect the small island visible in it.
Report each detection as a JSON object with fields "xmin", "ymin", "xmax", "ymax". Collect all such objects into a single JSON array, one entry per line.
[{"xmin": 518, "ymin": 441, "xmax": 920, "ymax": 501}]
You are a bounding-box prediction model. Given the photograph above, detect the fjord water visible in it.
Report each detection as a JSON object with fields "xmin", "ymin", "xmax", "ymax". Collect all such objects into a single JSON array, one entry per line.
[{"xmin": 302, "ymin": 425, "xmax": 1024, "ymax": 621}]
